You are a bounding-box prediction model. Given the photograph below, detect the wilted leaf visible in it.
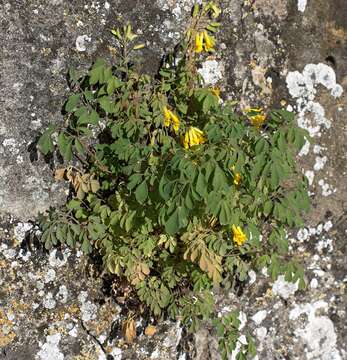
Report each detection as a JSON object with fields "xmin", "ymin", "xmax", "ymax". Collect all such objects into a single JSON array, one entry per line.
[{"xmin": 122, "ymin": 318, "xmax": 136, "ymax": 343}]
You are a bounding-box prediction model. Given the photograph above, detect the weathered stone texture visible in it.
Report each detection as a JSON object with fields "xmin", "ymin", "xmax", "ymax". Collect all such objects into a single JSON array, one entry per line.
[{"xmin": 0, "ymin": 0, "xmax": 346, "ymax": 359}]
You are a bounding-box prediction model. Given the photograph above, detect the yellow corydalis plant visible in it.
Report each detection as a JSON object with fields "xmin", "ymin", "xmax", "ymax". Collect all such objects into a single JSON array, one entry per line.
[
  {"xmin": 232, "ymin": 225, "xmax": 247, "ymax": 246},
  {"xmin": 163, "ymin": 106, "xmax": 180, "ymax": 133},
  {"xmin": 183, "ymin": 126, "xmax": 205, "ymax": 149}
]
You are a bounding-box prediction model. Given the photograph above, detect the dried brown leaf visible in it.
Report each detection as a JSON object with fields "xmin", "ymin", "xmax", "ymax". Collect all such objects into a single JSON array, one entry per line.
[
  {"xmin": 54, "ymin": 168, "xmax": 66, "ymax": 181},
  {"xmin": 122, "ymin": 318, "xmax": 136, "ymax": 343}
]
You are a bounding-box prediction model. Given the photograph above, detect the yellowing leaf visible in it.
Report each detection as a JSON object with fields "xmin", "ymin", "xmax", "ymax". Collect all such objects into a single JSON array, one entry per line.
[{"xmin": 90, "ymin": 179, "xmax": 100, "ymax": 193}]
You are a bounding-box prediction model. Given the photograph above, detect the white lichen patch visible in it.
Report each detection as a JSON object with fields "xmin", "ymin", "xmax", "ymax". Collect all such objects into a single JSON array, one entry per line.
[
  {"xmin": 304, "ymin": 170, "xmax": 314, "ymax": 186},
  {"xmin": 323, "ymin": 220, "xmax": 333, "ymax": 232},
  {"xmin": 289, "ymin": 301, "xmax": 341, "ymax": 359},
  {"xmin": 43, "ymin": 292, "xmax": 57, "ymax": 310},
  {"xmin": 238, "ymin": 311, "xmax": 247, "ymax": 330},
  {"xmin": 248, "ymin": 270, "xmax": 257, "ymax": 285},
  {"xmin": 76, "ymin": 35, "xmax": 91, "ymax": 52},
  {"xmin": 78, "ymin": 291, "xmax": 97, "ymax": 322},
  {"xmin": 37, "ymin": 333, "xmax": 64, "ymax": 360},
  {"xmin": 14, "ymin": 223, "xmax": 33, "ymax": 242},
  {"xmin": 68, "ymin": 325, "xmax": 78, "ymax": 337},
  {"xmin": 2, "ymin": 138, "xmax": 20, "ymax": 155},
  {"xmin": 297, "ymin": 0, "xmax": 307, "ymax": 13},
  {"xmin": 309, "ymin": 278, "xmax": 318, "ymax": 289},
  {"xmin": 272, "ymin": 275, "xmax": 298, "ymax": 299},
  {"xmin": 56, "ymin": 285, "xmax": 68, "ymax": 304},
  {"xmin": 313, "ymin": 155, "xmax": 327, "ymax": 171},
  {"xmin": 286, "ymin": 63, "xmax": 343, "ymax": 138},
  {"xmin": 198, "ymin": 60, "xmax": 224, "ymax": 85},
  {"xmin": 255, "ymin": 326, "xmax": 267, "ymax": 341},
  {"xmin": 298, "ymin": 139, "xmax": 310, "ymax": 157},
  {"xmin": 286, "ymin": 63, "xmax": 342, "ymax": 196},
  {"xmin": 0, "ymin": 244, "xmax": 16, "ymax": 260},
  {"xmin": 289, "ymin": 299, "xmax": 327, "ymax": 320},
  {"xmin": 44, "ymin": 269, "xmax": 56, "ymax": 283},
  {"xmin": 297, "ymin": 227, "xmax": 310, "ymax": 242},
  {"xmin": 318, "ymin": 179, "xmax": 336, "ymax": 197},
  {"xmin": 251, "ymin": 310, "xmax": 267, "ymax": 325}
]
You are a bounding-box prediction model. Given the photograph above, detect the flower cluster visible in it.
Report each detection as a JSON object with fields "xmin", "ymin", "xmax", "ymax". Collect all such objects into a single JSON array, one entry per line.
[
  {"xmin": 246, "ymin": 108, "xmax": 266, "ymax": 128},
  {"xmin": 233, "ymin": 172, "xmax": 241, "ymax": 186},
  {"xmin": 182, "ymin": 126, "xmax": 206, "ymax": 149},
  {"xmin": 232, "ymin": 225, "xmax": 247, "ymax": 246},
  {"xmin": 230, "ymin": 165, "xmax": 241, "ymax": 186},
  {"xmin": 163, "ymin": 106, "xmax": 180, "ymax": 133},
  {"xmin": 194, "ymin": 30, "xmax": 215, "ymax": 53}
]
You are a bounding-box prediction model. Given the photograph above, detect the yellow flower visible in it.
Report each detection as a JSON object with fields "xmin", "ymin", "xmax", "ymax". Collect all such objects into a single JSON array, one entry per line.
[
  {"xmin": 203, "ymin": 30, "xmax": 215, "ymax": 51},
  {"xmin": 170, "ymin": 112, "xmax": 180, "ymax": 133},
  {"xmin": 246, "ymin": 107, "xmax": 266, "ymax": 128},
  {"xmin": 183, "ymin": 127, "xmax": 205, "ymax": 149},
  {"xmin": 163, "ymin": 107, "xmax": 180, "ymax": 133},
  {"xmin": 233, "ymin": 172, "xmax": 241, "ymax": 186},
  {"xmin": 250, "ymin": 114, "xmax": 266, "ymax": 127},
  {"xmin": 211, "ymin": 87, "xmax": 220, "ymax": 97},
  {"xmin": 194, "ymin": 32, "xmax": 204, "ymax": 53},
  {"xmin": 163, "ymin": 106, "xmax": 171, "ymax": 127},
  {"xmin": 232, "ymin": 225, "xmax": 247, "ymax": 246}
]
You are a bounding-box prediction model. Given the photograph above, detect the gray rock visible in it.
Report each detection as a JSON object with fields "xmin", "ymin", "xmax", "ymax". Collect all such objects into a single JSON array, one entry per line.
[{"xmin": 0, "ymin": 0, "xmax": 346, "ymax": 359}]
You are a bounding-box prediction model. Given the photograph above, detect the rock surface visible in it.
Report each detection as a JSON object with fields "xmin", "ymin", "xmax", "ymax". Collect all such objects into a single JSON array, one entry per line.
[{"xmin": 0, "ymin": 0, "xmax": 346, "ymax": 359}]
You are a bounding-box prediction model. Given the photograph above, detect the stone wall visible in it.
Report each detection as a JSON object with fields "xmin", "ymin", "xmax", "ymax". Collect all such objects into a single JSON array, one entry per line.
[{"xmin": 0, "ymin": 1, "xmax": 346, "ymax": 359}]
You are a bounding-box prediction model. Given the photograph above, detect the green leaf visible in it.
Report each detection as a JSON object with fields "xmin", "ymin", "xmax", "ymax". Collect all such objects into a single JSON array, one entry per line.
[
  {"xmin": 99, "ymin": 96, "xmax": 115, "ymax": 114},
  {"xmin": 37, "ymin": 126, "xmax": 55, "ymax": 155},
  {"xmin": 107, "ymin": 76, "xmax": 122, "ymax": 94},
  {"xmin": 219, "ymin": 200, "xmax": 231, "ymax": 225},
  {"xmin": 74, "ymin": 138, "xmax": 85, "ymax": 154},
  {"xmin": 67, "ymin": 199, "xmax": 81, "ymax": 210},
  {"xmin": 65, "ymin": 94, "xmax": 80, "ymax": 112},
  {"xmin": 159, "ymin": 176, "xmax": 172, "ymax": 201},
  {"xmin": 128, "ymin": 174, "xmax": 142, "ymax": 190},
  {"xmin": 196, "ymin": 171, "xmax": 207, "ymax": 197},
  {"xmin": 212, "ymin": 165, "xmax": 226, "ymax": 190},
  {"xmin": 263, "ymin": 200, "xmax": 273, "ymax": 215},
  {"xmin": 89, "ymin": 58, "xmax": 107, "ymax": 85},
  {"xmin": 165, "ymin": 208, "xmax": 180, "ymax": 235},
  {"xmin": 58, "ymin": 133, "xmax": 73, "ymax": 161},
  {"xmin": 81, "ymin": 236, "xmax": 92, "ymax": 254},
  {"xmin": 135, "ymin": 180, "xmax": 148, "ymax": 203}
]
